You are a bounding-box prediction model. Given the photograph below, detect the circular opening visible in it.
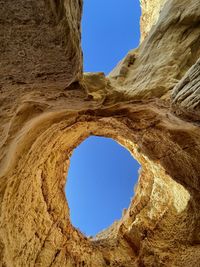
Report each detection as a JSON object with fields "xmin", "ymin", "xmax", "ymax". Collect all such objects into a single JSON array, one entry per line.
[{"xmin": 66, "ymin": 136, "xmax": 140, "ymax": 236}]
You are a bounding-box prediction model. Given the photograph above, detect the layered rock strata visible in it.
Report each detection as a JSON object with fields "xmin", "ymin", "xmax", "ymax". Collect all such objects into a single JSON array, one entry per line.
[{"xmin": 0, "ymin": 0, "xmax": 200, "ymax": 266}]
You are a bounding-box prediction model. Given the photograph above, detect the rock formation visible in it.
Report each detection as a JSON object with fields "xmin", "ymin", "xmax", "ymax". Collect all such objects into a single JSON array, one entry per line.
[{"xmin": 0, "ymin": 0, "xmax": 200, "ymax": 266}]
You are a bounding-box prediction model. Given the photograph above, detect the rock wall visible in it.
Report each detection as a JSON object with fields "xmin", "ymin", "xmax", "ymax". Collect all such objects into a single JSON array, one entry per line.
[
  {"xmin": 0, "ymin": 0, "xmax": 200, "ymax": 266},
  {"xmin": 0, "ymin": 0, "xmax": 82, "ymax": 87},
  {"xmin": 140, "ymin": 0, "xmax": 167, "ymax": 41}
]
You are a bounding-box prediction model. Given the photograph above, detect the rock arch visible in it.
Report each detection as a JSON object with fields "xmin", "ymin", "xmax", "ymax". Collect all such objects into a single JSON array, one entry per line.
[{"xmin": 0, "ymin": 0, "xmax": 200, "ymax": 266}]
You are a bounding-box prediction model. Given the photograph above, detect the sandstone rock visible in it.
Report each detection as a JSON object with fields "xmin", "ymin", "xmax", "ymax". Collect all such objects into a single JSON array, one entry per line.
[
  {"xmin": 172, "ymin": 58, "xmax": 200, "ymax": 120},
  {"xmin": 0, "ymin": 0, "xmax": 200, "ymax": 266},
  {"xmin": 110, "ymin": 0, "xmax": 200, "ymax": 100},
  {"xmin": 0, "ymin": 0, "xmax": 82, "ymax": 87},
  {"xmin": 140, "ymin": 0, "xmax": 168, "ymax": 42}
]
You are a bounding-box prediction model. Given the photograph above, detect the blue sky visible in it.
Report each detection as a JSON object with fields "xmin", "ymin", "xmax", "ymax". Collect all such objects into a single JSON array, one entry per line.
[
  {"xmin": 82, "ymin": 0, "xmax": 141, "ymax": 74},
  {"xmin": 66, "ymin": 0, "xmax": 141, "ymax": 236},
  {"xmin": 66, "ymin": 137, "xmax": 140, "ymax": 236}
]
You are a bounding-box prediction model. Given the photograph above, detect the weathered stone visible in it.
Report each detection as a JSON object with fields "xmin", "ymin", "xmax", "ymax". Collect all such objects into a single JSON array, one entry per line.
[
  {"xmin": 0, "ymin": 0, "xmax": 200, "ymax": 266},
  {"xmin": 140, "ymin": 0, "xmax": 168, "ymax": 42},
  {"xmin": 172, "ymin": 58, "xmax": 200, "ymax": 120},
  {"xmin": 0, "ymin": 0, "xmax": 82, "ymax": 87},
  {"xmin": 110, "ymin": 0, "xmax": 200, "ymax": 100}
]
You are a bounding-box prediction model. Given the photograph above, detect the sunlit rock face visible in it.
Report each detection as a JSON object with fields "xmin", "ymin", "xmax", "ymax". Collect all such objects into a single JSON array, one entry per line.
[
  {"xmin": 140, "ymin": 0, "xmax": 168, "ymax": 41},
  {"xmin": 110, "ymin": 0, "xmax": 200, "ymax": 100},
  {"xmin": 0, "ymin": 0, "xmax": 200, "ymax": 266}
]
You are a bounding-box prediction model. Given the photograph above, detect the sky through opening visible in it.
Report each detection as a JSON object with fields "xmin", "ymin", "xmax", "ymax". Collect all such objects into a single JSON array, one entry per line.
[
  {"xmin": 81, "ymin": 0, "xmax": 141, "ymax": 74},
  {"xmin": 66, "ymin": 136, "xmax": 140, "ymax": 236},
  {"xmin": 65, "ymin": 0, "xmax": 141, "ymax": 236}
]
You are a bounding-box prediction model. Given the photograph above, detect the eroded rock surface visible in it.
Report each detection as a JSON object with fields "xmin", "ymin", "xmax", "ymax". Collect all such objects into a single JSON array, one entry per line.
[
  {"xmin": 0, "ymin": 0, "xmax": 82, "ymax": 87},
  {"xmin": 0, "ymin": 0, "xmax": 200, "ymax": 266}
]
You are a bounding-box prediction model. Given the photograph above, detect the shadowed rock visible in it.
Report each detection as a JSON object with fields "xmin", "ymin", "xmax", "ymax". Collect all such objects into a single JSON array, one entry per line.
[{"xmin": 0, "ymin": 0, "xmax": 200, "ymax": 266}]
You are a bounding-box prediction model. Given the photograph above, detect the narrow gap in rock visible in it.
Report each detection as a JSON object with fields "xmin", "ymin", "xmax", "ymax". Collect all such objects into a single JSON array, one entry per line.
[
  {"xmin": 81, "ymin": 0, "xmax": 141, "ymax": 74},
  {"xmin": 65, "ymin": 136, "xmax": 140, "ymax": 237}
]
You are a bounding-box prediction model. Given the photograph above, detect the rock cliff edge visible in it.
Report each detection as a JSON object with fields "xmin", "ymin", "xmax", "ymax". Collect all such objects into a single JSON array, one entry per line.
[{"xmin": 0, "ymin": 0, "xmax": 200, "ymax": 266}]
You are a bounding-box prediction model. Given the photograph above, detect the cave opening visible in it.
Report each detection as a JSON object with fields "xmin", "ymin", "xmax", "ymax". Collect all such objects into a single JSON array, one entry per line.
[
  {"xmin": 65, "ymin": 136, "xmax": 140, "ymax": 237},
  {"xmin": 81, "ymin": 0, "xmax": 141, "ymax": 74}
]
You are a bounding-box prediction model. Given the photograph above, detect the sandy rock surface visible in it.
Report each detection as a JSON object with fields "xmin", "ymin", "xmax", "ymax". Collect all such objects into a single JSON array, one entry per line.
[{"xmin": 0, "ymin": 0, "xmax": 200, "ymax": 266}]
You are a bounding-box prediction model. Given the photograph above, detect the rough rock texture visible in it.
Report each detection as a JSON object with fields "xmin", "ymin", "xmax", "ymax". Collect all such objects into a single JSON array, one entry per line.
[
  {"xmin": 110, "ymin": 0, "xmax": 200, "ymax": 100},
  {"xmin": 140, "ymin": 0, "xmax": 167, "ymax": 41},
  {"xmin": 172, "ymin": 58, "xmax": 200, "ymax": 120},
  {"xmin": 0, "ymin": 0, "xmax": 200, "ymax": 266},
  {"xmin": 0, "ymin": 0, "xmax": 82, "ymax": 87}
]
